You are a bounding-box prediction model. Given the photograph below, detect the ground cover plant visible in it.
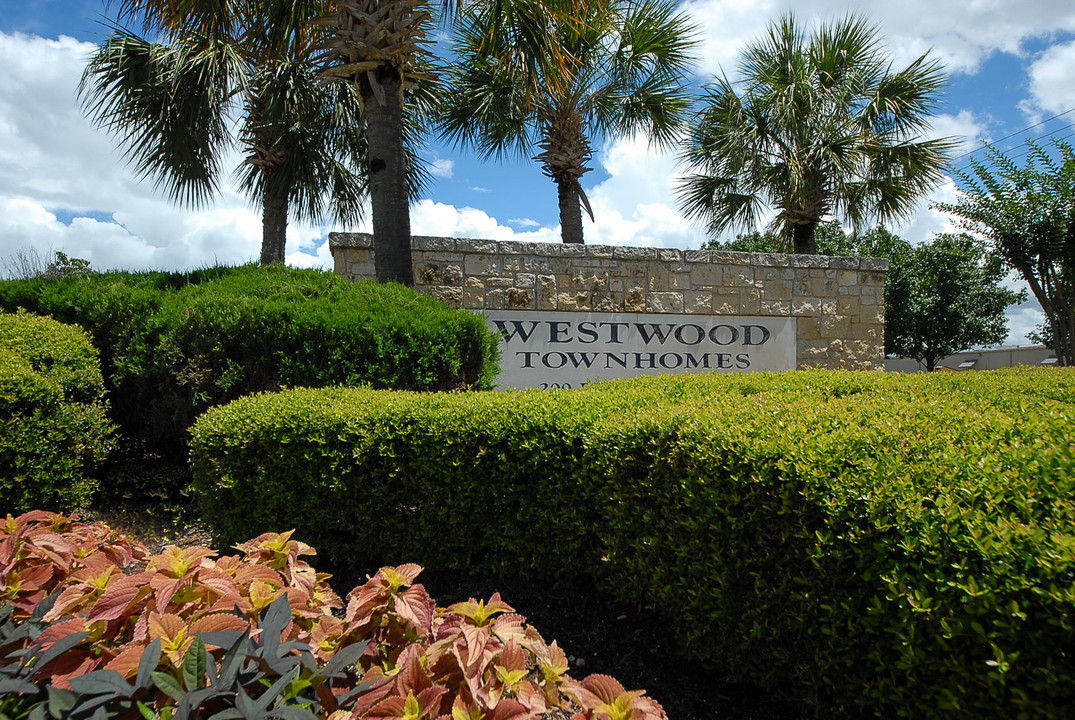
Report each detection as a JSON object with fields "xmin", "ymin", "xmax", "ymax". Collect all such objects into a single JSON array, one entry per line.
[
  {"xmin": 0, "ymin": 264, "xmax": 499, "ymax": 457},
  {"xmin": 0, "ymin": 312, "xmax": 113, "ymax": 513},
  {"xmin": 191, "ymin": 368, "xmax": 1075, "ymax": 719},
  {"xmin": 0, "ymin": 511, "xmax": 665, "ymax": 720}
]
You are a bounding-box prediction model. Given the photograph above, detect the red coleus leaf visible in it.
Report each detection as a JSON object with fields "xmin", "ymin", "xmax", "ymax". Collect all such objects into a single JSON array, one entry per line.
[
  {"xmin": 395, "ymin": 585, "xmax": 435, "ymax": 637},
  {"xmin": 87, "ymin": 571, "xmax": 155, "ymax": 622},
  {"xmin": 364, "ymin": 687, "xmax": 449, "ymax": 720}
]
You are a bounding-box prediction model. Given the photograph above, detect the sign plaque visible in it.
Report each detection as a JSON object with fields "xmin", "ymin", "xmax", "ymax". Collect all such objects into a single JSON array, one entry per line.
[{"xmin": 483, "ymin": 310, "xmax": 796, "ymax": 390}]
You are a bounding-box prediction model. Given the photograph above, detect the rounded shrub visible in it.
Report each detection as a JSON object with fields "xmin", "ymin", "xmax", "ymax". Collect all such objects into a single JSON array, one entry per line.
[{"xmin": 0, "ymin": 312, "xmax": 113, "ymax": 512}]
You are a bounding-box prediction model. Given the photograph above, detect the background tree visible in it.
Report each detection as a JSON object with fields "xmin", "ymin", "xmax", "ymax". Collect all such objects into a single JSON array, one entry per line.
[
  {"xmin": 436, "ymin": 0, "xmax": 696, "ymax": 244},
  {"xmin": 80, "ymin": 0, "xmax": 431, "ymax": 266},
  {"xmin": 936, "ymin": 138, "xmax": 1075, "ymax": 366},
  {"xmin": 707, "ymin": 225, "xmax": 1021, "ymax": 369},
  {"xmin": 679, "ymin": 13, "xmax": 956, "ymax": 254},
  {"xmin": 885, "ymin": 234, "xmax": 1024, "ymax": 371}
]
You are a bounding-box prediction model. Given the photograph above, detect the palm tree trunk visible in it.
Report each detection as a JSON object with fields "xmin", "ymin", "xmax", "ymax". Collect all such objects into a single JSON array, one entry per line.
[
  {"xmin": 792, "ymin": 222, "xmax": 817, "ymax": 255},
  {"xmin": 557, "ymin": 178, "xmax": 584, "ymax": 244},
  {"xmin": 260, "ymin": 193, "xmax": 288, "ymax": 265},
  {"xmin": 365, "ymin": 66, "xmax": 414, "ymax": 286}
]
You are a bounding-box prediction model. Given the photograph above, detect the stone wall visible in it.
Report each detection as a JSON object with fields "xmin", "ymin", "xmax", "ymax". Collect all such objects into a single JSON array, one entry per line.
[{"xmin": 330, "ymin": 233, "xmax": 888, "ymax": 370}]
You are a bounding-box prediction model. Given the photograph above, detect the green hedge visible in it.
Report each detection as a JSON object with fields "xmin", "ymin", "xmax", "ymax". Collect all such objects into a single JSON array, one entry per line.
[
  {"xmin": 0, "ymin": 265, "xmax": 499, "ymax": 456},
  {"xmin": 0, "ymin": 312, "xmax": 113, "ymax": 512},
  {"xmin": 190, "ymin": 368, "xmax": 1075, "ymax": 719}
]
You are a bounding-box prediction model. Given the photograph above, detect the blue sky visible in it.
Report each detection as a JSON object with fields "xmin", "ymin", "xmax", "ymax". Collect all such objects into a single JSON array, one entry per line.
[{"xmin": 2, "ymin": 0, "xmax": 1075, "ymax": 343}]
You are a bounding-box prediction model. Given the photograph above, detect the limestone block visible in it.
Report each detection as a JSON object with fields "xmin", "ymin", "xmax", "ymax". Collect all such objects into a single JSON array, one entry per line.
[
  {"xmin": 486, "ymin": 289, "xmax": 505, "ymax": 309},
  {"xmin": 427, "ymin": 286, "xmax": 463, "ymax": 308},
  {"xmin": 587, "ymin": 245, "xmax": 615, "ymax": 258},
  {"xmin": 501, "ymin": 256, "xmax": 523, "ymax": 272},
  {"xmin": 760, "ymin": 301, "xmax": 791, "ymax": 316},
  {"xmin": 557, "ymin": 291, "xmax": 591, "ymax": 311},
  {"xmin": 523, "ymin": 256, "xmax": 553, "ymax": 273},
  {"xmin": 837, "ymin": 296, "xmax": 860, "ymax": 315},
  {"xmin": 415, "ymin": 263, "xmax": 442, "ymax": 285},
  {"xmin": 538, "ymin": 275, "xmax": 558, "ymax": 310},
  {"xmin": 684, "ymin": 250, "xmax": 712, "ymax": 263},
  {"xmin": 463, "ymin": 277, "xmax": 485, "ymax": 309},
  {"xmin": 684, "ymin": 291, "xmax": 713, "ymax": 313},
  {"xmin": 497, "ymin": 241, "xmax": 531, "ymax": 255},
  {"xmin": 861, "ymin": 271, "xmax": 886, "ymax": 286},
  {"xmin": 333, "ymin": 253, "xmax": 346, "ymax": 275},
  {"xmin": 614, "ymin": 246, "xmax": 659, "ymax": 260},
  {"xmin": 348, "ymin": 261, "xmax": 375, "ymax": 280},
  {"xmin": 516, "ymin": 273, "xmax": 536, "ymax": 289},
  {"xmin": 829, "ymin": 256, "xmax": 861, "ymax": 269},
  {"xmin": 442, "ymin": 264, "xmax": 464, "ymax": 285},
  {"xmin": 723, "ymin": 266, "xmax": 756, "ymax": 287},
  {"xmin": 486, "ymin": 276, "xmax": 515, "ymax": 288},
  {"xmin": 415, "ymin": 236, "xmax": 458, "ymax": 252},
  {"xmin": 465, "ymin": 254, "xmax": 499, "ymax": 276},
  {"xmin": 573, "ymin": 272, "xmax": 609, "ymax": 292},
  {"xmin": 790, "ymin": 255, "xmax": 830, "ymax": 268},
  {"xmin": 715, "ymin": 300, "xmax": 739, "ymax": 314},
  {"xmin": 625, "ymin": 287, "xmax": 646, "ymax": 312},
  {"xmin": 505, "ymin": 288, "xmax": 535, "ymax": 310},
  {"xmin": 660, "ymin": 248, "xmax": 684, "ymax": 262},
  {"xmin": 560, "ymin": 244, "xmax": 586, "ymax": 257},
  {"xmin": 690, "ymin": 265, "xmax": 722, "ymax": 287},
  {"xmin": 792, "ymin": 298, "xmax": 821, "ymax": 316},
  {"xmin": 609, "ymin": 277, "xmax": 625, "ymax": 292},
  {"xmin": 797, "ymin": 317, "xmax": 822, "ymax": 341},
  {"xmin": 822, "ymin": 300, "xmax": 838, "ymax": 315},
  {"xmin": 838, "ymin": 270, "xmax": 859, "ymax": 286},
  {"xmin": 812, "ymin": 278, "xmax": 838, "ymax": 296},
  {"xmin": 710, "ymin": 251, "xmax": 749, "ymax": 266},
  {"xmin": 750, "ymin": 252, "xmax": 791, "ymax": 267},
  {"xmin": 739, "ymin": 293, "xmax": 761, "ymax": 315},
  {"xmin": 650, "ymin": 292, "xmax": 684, "ymax": 313},
  {"xmin": 424, "ymin": 252, "xmax": 464, "ymax": 262},
  {"xmin": 606, "ymin": 292, "xmax": 626, "ymax": 310},
  {"xmin": 762, "ymin": 281, "xmax": 792, "ymax": 301},
  {"xmin": 821, "ymin": 315, "xmax": 851, "ymax": 338}
]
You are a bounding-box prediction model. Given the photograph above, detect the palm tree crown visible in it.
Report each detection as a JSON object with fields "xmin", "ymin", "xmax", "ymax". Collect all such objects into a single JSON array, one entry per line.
[
  {"xmin": 678, "ymin": 13, "xmax": 957, "ymax": 254},
  {"xmin": 80, "ymin": 0, "xmax": 430, "ymax": 265},
  {"xmin": 437, "ymin": 0, "xmax": 697, "ymax": 244}
]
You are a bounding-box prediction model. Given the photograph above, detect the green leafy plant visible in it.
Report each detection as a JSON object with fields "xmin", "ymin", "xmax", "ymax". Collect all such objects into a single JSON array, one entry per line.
[
  {"xmin": 0, "ymin": 313, "xmax": 114, "ymax": 512},
  {"xmin": 1, "ymin": 513, "xmax": 664, "ymax": 720},
  {"xmin": 192, "ymin": 368, "xmax": 1075, "ymax": 718}
]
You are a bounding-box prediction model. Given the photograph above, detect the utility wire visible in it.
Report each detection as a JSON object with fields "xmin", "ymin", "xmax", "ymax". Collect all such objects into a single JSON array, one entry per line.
[
  {"xmin": 950, "ymin": 119, "xmax": 1075, "ymax": 175},
  {"xmin": 949, "ymin": 106, "xmax": 1075, "ymax": 163}
]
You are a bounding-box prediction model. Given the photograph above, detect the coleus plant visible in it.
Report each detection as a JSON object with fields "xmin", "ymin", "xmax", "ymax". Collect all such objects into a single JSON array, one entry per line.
[{"xmin": 0, "ymin": 512, "xmax": 666, "ymax": 720}]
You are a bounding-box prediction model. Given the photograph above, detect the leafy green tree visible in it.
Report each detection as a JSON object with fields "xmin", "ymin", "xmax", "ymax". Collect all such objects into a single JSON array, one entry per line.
[
  {"xmin": 318, "ymin": 0, "xmax": 590, "ymax": 282},
  {"xmin": 679, "ymin": 13, "xmax": 956, "ymax": 254},
  {"xmin": 885, "ymin": 234, "xmax": 1024, "ymax": 371},
  {"xmin": 936, "ymin": 138, "xmax": 1075, "ymax": 366},
  {"xmin": 706, "ymin": 221, "xmax": 903, "ymax": 257},
  {"xmin": 706, "ymin": 225, "xmax": 1021, "ymax": 369},
  {"xmin": 79, "ymin": 0, "xmax": 429, "ymax": 266},
  {"xmin": 436, "ymin": 0, "xmax": 696, "ymax": 244}
]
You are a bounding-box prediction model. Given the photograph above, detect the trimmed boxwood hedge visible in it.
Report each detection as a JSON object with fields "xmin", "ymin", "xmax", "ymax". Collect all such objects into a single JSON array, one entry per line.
[
  {"xmin": 0, "ymin": 265, "xmax": 500, "ymax": 456},
  {"xmin": 191, "ymin": 368, "xmax": 1075, "ymax": 719},
  {"xmin": 0, "ymin": 312, "xmax": 113, "ymax": 512}
]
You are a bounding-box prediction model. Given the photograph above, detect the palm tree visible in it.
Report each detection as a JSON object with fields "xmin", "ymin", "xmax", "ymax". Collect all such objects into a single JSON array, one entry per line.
[
  {"xmin": 317, "ymin": 0, "xmax": 608, "ymax": 281},
  {"xmin": 80, "ymin": 0, "xmax": 430, "ymax": 265},
  {"xmin": 434, "ymin": 0, "xmax": 696, "ymax": 244},
  {"xmin": 678, "ymin": 13, "xmax": 957, "ymax": 255}
]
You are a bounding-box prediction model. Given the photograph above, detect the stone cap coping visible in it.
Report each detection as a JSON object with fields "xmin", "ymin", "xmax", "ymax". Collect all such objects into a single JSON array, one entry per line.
[{"xmin": 327, "ymin": 232, "xmax": 890, "ymax": 271}]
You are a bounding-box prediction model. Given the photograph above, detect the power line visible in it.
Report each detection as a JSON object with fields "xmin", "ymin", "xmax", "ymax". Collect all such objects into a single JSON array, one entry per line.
[
  {"xmin": 950, "ymin": 120, "xmax": 1075, "ymax": 175},
  {"xmin": 949, "ymin": 106, "xmax": 1075, "ymax": 163}
]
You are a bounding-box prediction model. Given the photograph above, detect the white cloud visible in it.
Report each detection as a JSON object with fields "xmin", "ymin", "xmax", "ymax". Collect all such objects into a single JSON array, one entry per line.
[
  {"xmin": 681, "ymin": 0, "xmax": 1075, "ymax": 79},
  {"xmin": 0, "ymin": 31, "xmax": 332, "ymax": 273},
  {"xmin": 1026, "ymin": 39, "xmax": 1075, "ymax": 116},
  {"xmin": 429, "ymin": 157, "xmax": 454, "ymax": 179}
]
